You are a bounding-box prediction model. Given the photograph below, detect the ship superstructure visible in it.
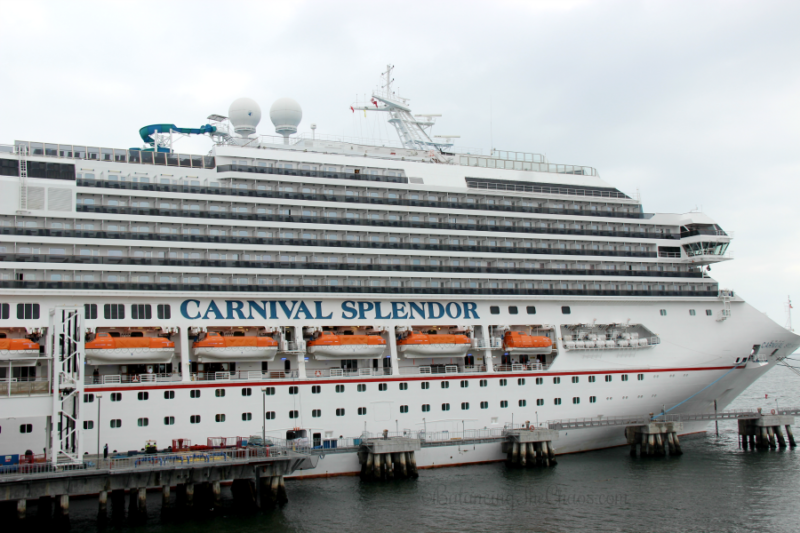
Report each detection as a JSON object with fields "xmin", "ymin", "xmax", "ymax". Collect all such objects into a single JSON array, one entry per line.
[{"xmin": 0, "ymin": 69, "xmax": 797, "ymax": 472}]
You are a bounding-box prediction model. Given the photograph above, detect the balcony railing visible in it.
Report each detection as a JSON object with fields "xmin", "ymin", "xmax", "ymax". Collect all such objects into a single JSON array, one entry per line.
[{"xmin": 0, "ymin": 377, "xmax": 50, "ymax": 397}]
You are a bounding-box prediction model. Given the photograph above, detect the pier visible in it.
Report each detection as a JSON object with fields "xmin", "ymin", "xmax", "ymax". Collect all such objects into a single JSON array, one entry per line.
[
  {"xmin": 0, "ymin": 446, "xmax": 314, "ymax": 520},
  {"xmin": 502, "ymin": 428, "xmax": 559, "ymax": 467},
  {"xmin": 358, "ymin": 433, "xmax": 420, "ymax": 481},
  {"xmin": 739, "ymin": 415, "xmax": 797, "ymax": 450}
]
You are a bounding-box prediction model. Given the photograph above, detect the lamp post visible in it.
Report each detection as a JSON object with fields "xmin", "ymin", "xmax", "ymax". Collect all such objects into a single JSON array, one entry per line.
[
  {"xmin": 96, "ymin": 394, "xmax": 102, "ymax": 468},
  {"xmin": 261, "ymin": 387, "xmax": 266, "ymax": 445}
]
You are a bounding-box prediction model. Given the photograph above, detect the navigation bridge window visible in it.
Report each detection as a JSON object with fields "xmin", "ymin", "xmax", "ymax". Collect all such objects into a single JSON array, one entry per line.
[{"xmin": 682, "ymin": 241, "xmax": 729, "ymax": 258}]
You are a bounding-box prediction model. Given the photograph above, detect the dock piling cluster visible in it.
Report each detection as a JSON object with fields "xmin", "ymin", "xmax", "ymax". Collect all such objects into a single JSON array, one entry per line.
[
  {"xmin": 358, "ymin": 437, "xmax": 420, "ymax": 481},
  {"xmin": 739, "ymin": 415, "xmax": 797, "ymax": 450},
  {"xmin": 502, "ymin": 429, "xmax": 559, "ymax": 468},
  {"xmin": 625, "ymin": 422, "xmax": 683, "ymax": 457}
]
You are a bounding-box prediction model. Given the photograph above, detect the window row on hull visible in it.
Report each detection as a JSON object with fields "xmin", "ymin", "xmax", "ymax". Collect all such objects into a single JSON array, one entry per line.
[
  {"xmin": 75, "ymin": 204, "xmax": 672, "ymax": 244},
  {"xmin": 0, "ymin": 278, "xmax": 719, "ymax": 296},
  {"xmin": 77, "ymin": 177, "xmax": 648, "ymax": 220},
  {"xmin": 0, "ymin": 227, "xmax": 660, "ymax": 259},
  {"xmin": 0, "ymin": 253, "xmax": 702, "ymax": 279}
]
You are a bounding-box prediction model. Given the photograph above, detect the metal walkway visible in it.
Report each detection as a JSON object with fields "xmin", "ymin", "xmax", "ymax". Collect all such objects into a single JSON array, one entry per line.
[{"xmin": 546, "ymin": 408, "xmax": 800, "ymax": 431}]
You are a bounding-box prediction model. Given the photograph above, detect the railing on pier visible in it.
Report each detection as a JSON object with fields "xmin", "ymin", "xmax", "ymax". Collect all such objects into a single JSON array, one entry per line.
[{"xmin": 0, "ymin": 442, "xmax": 312, "ymax": 479}]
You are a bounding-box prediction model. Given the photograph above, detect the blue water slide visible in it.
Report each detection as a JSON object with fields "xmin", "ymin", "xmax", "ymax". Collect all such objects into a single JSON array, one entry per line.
[{"xmin": 138, "ymin": 124, "xmax": 217, "ymax": 148}]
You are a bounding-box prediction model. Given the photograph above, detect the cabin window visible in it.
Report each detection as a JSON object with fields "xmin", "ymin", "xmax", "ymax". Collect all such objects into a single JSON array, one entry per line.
[
  {"xmin": 157, "ymin": 304, "xmax": 171, "ymax": 319},
  {"xmin": 500, "ymin": 401, "xmax": 508, "ymax": 408},
  {"xmin": 111, "ymin": 393, "xmax": 121, "ymax": 402},
  {"xmin": 84, "ymin": 304, "xmax": 98, "ymax": 319},
  {"xmin": 422, "ymin": 404, "xmax": 430, "ymax": 412},
  {"xmin": 490, "ymin": 306, "xmax": 500, "ymax": 315},
  {"xmin": 442, "ymin": 403, "xmax": 450, "ymax": 411},
  {"xmin": 83, "ymin": 393, "xmax": 94, "ymax": 403},
  {"xmin": 132, "ymin": 304, "xmax": 151, "ymax": 320},
  {"xmin": 215, "ymin": 414, "xmax": 226, "ymax": 422},
  {"xmin": 242, "ymin": 413, "xmax": 252, "ymax": 421},
  {"xmin": 17, "ymin": 303, "xmax": 40, "ymax": 320},
  {"xmin": 335, "ymin": 409, "xmax": 345, "ymax": 416},
  {"xmin": 110, "ymin": 420, "xmax": 121, "ymax": 428},
  {"xmin": 137, "ymin": 418, "xmax": 149, "ymax": 427},
  {"xmin": 190, "ymin": 415, "xmax": 201, "ymax": 424},
  {"xmin": 400, "ymin": 405, "xmax": 408, "ymax": 413},
  {"xmin": 572, "ymin": 397, "xmax": 580, "ymax": 404},
  {"xmin": 358, "ymin": 407, "xmax": 367, "ymax": 415},
  {"xmin": 554, "ymin": 398, "xmax": 562, "ymax": 405},
  {"xmin": 215, "ymin": 389, "xmax": 226, "ymax": 397},
  {"xmin": 104, "ymin": 304, "xmax": 124, "ymax": 320},
  {"xmin": 164, "ymin": 391, "xmax": 175, "ymax": 399},
  {"xmin": 137, "ymin": 392, "xmax": 149, "ymax": 400},
  {"xmin": 266, "ymin": 412, "xmax": 276, "ymax": 420},
  {"xmin": 519, "ymin": 400, "xmax": 527, "ymax": 407},
  {"xmin": 536, "ymin": 399, "xmax": 544, "ymax": 406},
  {"xmin": 561, "ymin": 306, "xmax": 571, "ymax": 314},
  {"xmin": 312, "ymin": 410, "xmax": 321, "ymax": 418}
]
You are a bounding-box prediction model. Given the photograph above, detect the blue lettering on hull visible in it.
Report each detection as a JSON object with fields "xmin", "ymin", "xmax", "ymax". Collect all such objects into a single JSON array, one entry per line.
[{"xmin": 180, "ymin": 299, "xmax": 481, "ymax": 320}]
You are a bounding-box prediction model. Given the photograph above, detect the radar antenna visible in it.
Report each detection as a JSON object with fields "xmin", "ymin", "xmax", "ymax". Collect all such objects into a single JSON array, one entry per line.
[{"xmin": 351, "ymin": 65, "xmax": 454, "ymax": 152}]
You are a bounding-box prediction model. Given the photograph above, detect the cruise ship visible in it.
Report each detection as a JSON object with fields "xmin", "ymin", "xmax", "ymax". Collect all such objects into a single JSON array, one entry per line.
[{"xmin": 1, "ymin": 67, "xmax": 798, "ymax": 474}]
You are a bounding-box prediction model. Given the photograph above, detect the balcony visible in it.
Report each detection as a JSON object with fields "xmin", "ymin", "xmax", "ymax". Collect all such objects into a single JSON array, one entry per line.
[{"xmin": 0, "ymin": 377, "xmax": 50, "ymax": 397}]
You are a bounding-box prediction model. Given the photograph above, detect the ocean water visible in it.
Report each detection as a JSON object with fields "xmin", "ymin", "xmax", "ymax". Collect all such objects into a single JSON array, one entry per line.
[{"xmin": 23, "ymin": 365, "xmax": 800, "ymax": 533}]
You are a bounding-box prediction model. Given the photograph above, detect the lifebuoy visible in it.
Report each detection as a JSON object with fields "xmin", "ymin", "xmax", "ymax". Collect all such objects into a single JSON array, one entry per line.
[
  {"xmin": 771, "ymin": 409, "xmax": 776, "ymax": 415},
  {"xmin": 314, "ymin": 370, "xmax": 322, "ymax": 377}
]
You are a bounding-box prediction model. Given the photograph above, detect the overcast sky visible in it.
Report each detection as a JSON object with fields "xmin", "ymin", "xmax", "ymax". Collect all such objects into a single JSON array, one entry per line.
[{"xmin": 1, "ymin": 0, "xmax": 798, "ymax": 326}]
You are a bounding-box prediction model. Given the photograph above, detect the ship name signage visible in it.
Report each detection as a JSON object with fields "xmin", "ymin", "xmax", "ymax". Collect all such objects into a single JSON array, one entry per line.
[{"xmin": 180, "ymin": 299, "xmax": 480, "ymax": 321}]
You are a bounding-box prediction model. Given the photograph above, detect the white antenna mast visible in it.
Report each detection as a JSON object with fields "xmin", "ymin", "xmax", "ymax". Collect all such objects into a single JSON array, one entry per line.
[
  {"xmin": 786, "ymin": 296, "xmax": 794, "ymax": 332},
  {"xmin": 351, "ymin": 65, "xmax": 453, "ymax": 152}
]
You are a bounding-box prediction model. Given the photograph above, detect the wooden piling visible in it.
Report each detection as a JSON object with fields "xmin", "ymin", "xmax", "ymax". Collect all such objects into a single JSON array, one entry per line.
[
  {"xmin": 786, "ymin": 425, "xmax": 796, "ymax": 447},
  {"xmin": 16, "ymin": 499, "xmax": 26, "ymax": 520},
  {"xmin": 98, "ymin": 490, "xmax": 107, "ymax": 514},
  {"xmin": 212, "ymin": 481, "xmax": 222, "ymax": 507},
  {"xmin": 775, "ymin": 425, "xmax": 787, "ymax": 448},
  {"xmin": 161, "ymin": 485, "xmax": 170, "ymax": 509},
  {"xmin": 277, "ymin": 476, "xmax": 288, "ymax": 505},
  {"xmin": 519, "ymin": 440, "xmax": 527, "ymax": 467},
  {"xmin": 57, "ymin": 494, "xmax": 69, "ymax": 518},
  {"xmin": 768, "ymin": 427, "xmax": 777, "ymax": 449},
  {"xmin": 398, "ymin": 450, "xmax": 408, "ymax": 477},
  {"xmin": 137, "ymin": 488, "xmax": 147, "ymax": 516},
  {"xmin": 185, "ymin": 483, "xmax": 194, "ymax": 507}
]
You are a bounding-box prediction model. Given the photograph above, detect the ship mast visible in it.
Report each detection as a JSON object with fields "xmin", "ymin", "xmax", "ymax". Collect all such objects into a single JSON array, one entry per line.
[
  {"xmin": 786, "ymin": 296, "xmax": 794, "ymax": 332},
  {"xmin": 351, "ymin": 65, "xmax": 452, "ymax": 152}
]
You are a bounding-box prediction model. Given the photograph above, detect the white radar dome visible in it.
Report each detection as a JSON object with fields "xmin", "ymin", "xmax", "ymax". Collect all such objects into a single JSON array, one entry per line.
[
  {"xmin": 270, "ymin": 98, "xmax": 303, "ymax": 139},
  {"xmin": 228, "ymin": 97, "xmax": 262, "ymax": 137}
]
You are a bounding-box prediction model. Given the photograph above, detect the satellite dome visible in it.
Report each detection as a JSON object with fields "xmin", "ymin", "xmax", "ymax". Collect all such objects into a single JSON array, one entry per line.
[
  {"xmin": 228, "ymin": 97, "xmax": 262, "ymax": 137},
  {"xmin": 270, "ymin": 98, "xmax": 303, "ymax": 139}
]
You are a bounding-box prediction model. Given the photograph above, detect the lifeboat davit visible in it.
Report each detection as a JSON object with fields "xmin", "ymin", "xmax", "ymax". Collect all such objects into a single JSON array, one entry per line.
[
  {"xmin": 503, "ymin": 331, "xmax": 553, "ymax": 354},
  {"xmin": 192, "ymin": 332, "xmax": 278, "ymax": 362},
  {"xmin": 397, "ymin": 333, "xmax": 471, "ymax": 358},
  {"xmin": 85, "ymin": 333, "xmax": 175, "ymax": 364},
  {"xmin": 307, "ymin": 332, "xmax": 386, "ymax": 359},
  {"xmin": 0, "ymin": 338, "xmax": 40, "ymax": 360}
]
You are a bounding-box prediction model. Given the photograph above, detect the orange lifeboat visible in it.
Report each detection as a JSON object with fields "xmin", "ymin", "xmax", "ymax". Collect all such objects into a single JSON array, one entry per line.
[
  {"xmin": 85, "ymin": 333, "xmax": 175, "ymax": 364},
  {"xmin": 503, "ymin": 331, "xmax": 553, "ymax": 354},
  {"xmin": 307, "ymin": 332, "xmax": 386, "ymax": 359},
  {"xmin": 0, "ymin": 338, "xmax": 40, "ymax": 360},
  {"xmin": 193, "ymin": 332, "xmax": 278, "ymax": 362},
  {"xmin": 397, "ymin": 332, "xmax": 471, "ymax": 358}
]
